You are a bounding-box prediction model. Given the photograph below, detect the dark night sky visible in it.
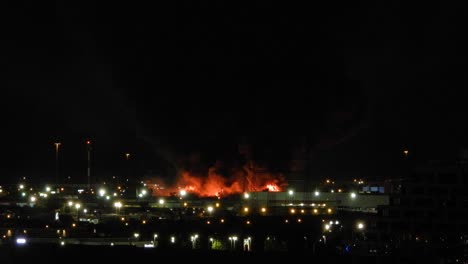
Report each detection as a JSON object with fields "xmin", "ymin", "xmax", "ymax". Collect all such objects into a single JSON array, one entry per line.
[{"xmin": 2, "ymin": 1, "xmax": 467, "ymax": 184}]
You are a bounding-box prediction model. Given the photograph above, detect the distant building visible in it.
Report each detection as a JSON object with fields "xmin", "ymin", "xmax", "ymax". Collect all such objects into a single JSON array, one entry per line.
[{"xmin": 377, "ymin": 158, "xmax": 468, "ymax": 253}]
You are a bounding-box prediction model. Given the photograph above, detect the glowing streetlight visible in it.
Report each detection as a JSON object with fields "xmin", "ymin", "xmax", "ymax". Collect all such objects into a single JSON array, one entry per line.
[
  {"xmin": 207, "ymin": 206, "xmax": 214, "ymax": 213},
  {"xmin": 350, "ymin": 192, "xmax": 357, "ymax": 199},
  {"xmin": 85, "ymin": 140, "xmax": 92, "ymax": 189},
  {"xmin": 54, "ymin": 142, "xmax": 61, "ymax": 184},
  {"xmin": 74, "ymin": 203, "xmax": 81, "ymax": 218},
  {"xmin": 357, "ymin": 222, "xmax": 365, "ymax": 230},
  {"xmin": 229, "ymin": 236, "xmax": 237, "ymax": 250},
  {"xmin": 125, "ymin": 153, "xmax": 131, "ymax": 183},
  {"xmin": 114, "ymin": 201, "xmax": 122, "ymax": 215},
  {"xmin": 190, "ymin": 234, "xmax": 199, "ymax": 249}
]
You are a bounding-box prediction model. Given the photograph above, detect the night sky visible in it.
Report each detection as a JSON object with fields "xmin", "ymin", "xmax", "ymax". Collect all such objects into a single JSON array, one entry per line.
[{"xmin": 2, "ymin": 1, "xmax": 467, "ymax": 184}]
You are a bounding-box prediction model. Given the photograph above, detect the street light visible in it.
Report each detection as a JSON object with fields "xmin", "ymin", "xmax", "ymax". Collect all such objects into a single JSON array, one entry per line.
[
  {"xmin": 229, "ymin": 236, "xmax": 237, "ymax": 250},
  {"xmin": 125, "ymin": 153, "xmax": 130, "ymax": 183},
  {"xmin": 54, "ymin": 142, "xmax": 61, "ymax": 184},
  {"xmin": 86, "ymin": 140, "xmax": 92, "ymax": 189},
  {"xmin": 357, "ymin": 222, "xmax": 365, "ymax": 230},
  {"xmin": 114, "ymin": 201, "xmax": 122, "ymax": 215},
  {"xmin": 74, "ymin": 203, "xmax": 81, "ymax": 218},
  {"xmin": 190, "ymin": 234, "xmax": 198, "ymax": 249}
]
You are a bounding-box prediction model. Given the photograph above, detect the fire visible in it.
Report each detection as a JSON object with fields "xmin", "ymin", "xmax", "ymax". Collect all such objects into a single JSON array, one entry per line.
[
  {"xmin": 264, "ymin": 184, "xmax": 281, "ymax": 192},
  {"xmin": 148, "ymin": 163, "xmax": 287, "ymax": 197}
]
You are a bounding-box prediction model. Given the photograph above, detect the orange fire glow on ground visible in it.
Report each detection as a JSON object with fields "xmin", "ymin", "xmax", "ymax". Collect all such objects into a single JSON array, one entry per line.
[{"xmin": 148, "ymin": 165, "xmax": 287, "ymax": 197}]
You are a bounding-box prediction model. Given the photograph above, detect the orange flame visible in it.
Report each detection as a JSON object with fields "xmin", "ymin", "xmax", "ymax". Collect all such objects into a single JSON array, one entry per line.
[{"xmin": 147, "ymin": 163, "xmax": 287, "ymax": 197}]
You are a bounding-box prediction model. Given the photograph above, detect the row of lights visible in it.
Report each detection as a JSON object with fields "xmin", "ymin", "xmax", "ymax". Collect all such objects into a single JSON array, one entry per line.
[{"xmin": 244, "ymin": 191, "xmax": 358, "ymax": 198}]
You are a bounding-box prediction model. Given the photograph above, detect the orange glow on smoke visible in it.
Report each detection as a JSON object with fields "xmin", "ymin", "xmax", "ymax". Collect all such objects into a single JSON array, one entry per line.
[{"xmin": 148, "ymin": 163, "xmax": 286, "ymax": 197}]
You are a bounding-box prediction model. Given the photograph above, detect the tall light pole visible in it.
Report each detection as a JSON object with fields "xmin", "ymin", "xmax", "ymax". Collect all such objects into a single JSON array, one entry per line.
[
  {"xmin": 86, "ymin": 140, "xmax": 92, "ymax": 189},
  {"xmin": 125, "ymin": 153, "xmax": 130, "ymax": 180},
  {"xmin": 114, "ymin": 201, "xmax": 122, "ymax": 215},
  {"xmin": 54, "ymin": 142, "xmax": 61, "ymax": 184}
]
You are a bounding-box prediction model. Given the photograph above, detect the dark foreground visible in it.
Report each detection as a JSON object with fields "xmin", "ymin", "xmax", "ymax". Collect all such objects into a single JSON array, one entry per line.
[{"xmin": 0, "ymin": 245, "xmax": 460, "ymax": 264}]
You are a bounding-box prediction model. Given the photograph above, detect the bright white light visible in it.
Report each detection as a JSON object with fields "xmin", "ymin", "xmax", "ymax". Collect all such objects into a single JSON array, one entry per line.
[
  {"xmin": 288, "ymin": 190, "xmax": 294, "ymax": 195},
  {"xmin": 335, "ymin": 221, "xmax": 339, "ymax": 225},
  {"xmin": 159, "ymin": 199, "xmax": 164, "ymax": 205},
  {"xmin": 134, "ymin": 233, "xmax": 140, "ymax": 238},
  {"xmin": 329, "ymin": 221, "xmax": 333, "ymax": 225},
  {"xmin": 207, "ymin": 206, "xmax": 214, "ymax": 213},
  {"xmin": 114, "ymin": 202, "xmax": 122, "ymax": 208},
  {"xmin": 180, "ymin": 190, "xmax": 187, "ymax": 196},
  {"xmin": 170, "ymin": 236, "xmax": 175, "ymax": 243},
  {"xmin": 99, "ymin": 189, "xmax": 106, "ymax": 197},
  {"xmin": 325, "ymin": 224, "xmax": 330, "ymax": 230},
  {"xmin": 314, "ymin": 191, "xmax": 320, "ymax": 196},
  {"xmin": 21, "ymin": 192, "xmax": 26, "ymax": 197},
  {"xmin": 144, "ymin": 244, "xmax": 154, "ymax": 248},
  {"xmin": 244, "ymin": 193, "xmax": 250, "ymax": 199},
  {"xmin": 75, "ymin": 203, "xmax": 81, "ymax": 209},
  {"xmin": 16, "ymin": 238, "xmax": 27, "ymax": 245},
  {"xmin": 106, "ymin": 196, "xmax": 110, "ymax": 200},
  {"xmin": 30, "ymin": 196, "xmax": 36, "ymax": 202},
  {"xmin": 68, "ymin": 201, "xmax": 73, "ymax": 207},
  {"xmin": 141, "ymin": 190, "xmax": 147, "ymax": 195},
  {"xmin": 350, "ymin": 192, "xmax": 357, "ymax": 199},
  {"xmin": 83, "ymin": 209, "xmax": 87, "ymax": 213},
  {"xmin": 60, "ymin": 241, "xmax": 65, "ymax": 246},
  {"xmin": 19, "ymin": 184, "xmax": 24, "ymax": 189},
  {"xmin": 357, "ymin": 222, "xmax": 365, "ymax": 230},
  {"xmin": 45, "ymin": 186, "xmax": 51, "ymax": 192}
]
